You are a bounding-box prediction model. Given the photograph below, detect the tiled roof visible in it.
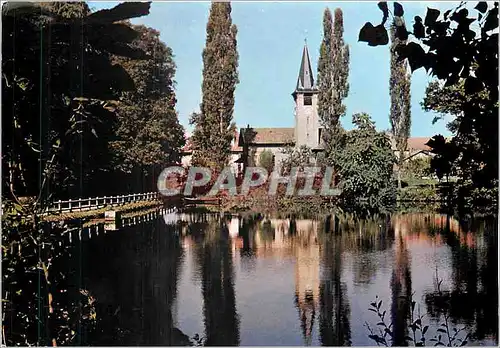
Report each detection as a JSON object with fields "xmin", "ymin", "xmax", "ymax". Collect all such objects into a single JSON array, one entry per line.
[
  {"xmin": 386, "ymin": 133, "xmax": 433, "ymax": 152},
  {"xmin": 240, "ymin": 127, "xmax": 295, "ymax": 145},
  {"xmin": 407, "ymin": 137, "xmax": 432, "ymax": 151}
]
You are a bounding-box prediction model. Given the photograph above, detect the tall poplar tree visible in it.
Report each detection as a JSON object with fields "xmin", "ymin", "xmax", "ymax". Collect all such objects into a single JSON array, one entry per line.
[
  {"xmin": 317, "ymin": 8, "xmax": 350, "ymax": 164},
  {"xmin": 191, "ymin": 2, "xmax": 239, "ymax": 170},
  {"xmin": 389, "ymin": 24, "xmax": 411, "ymax": 188},
  {"xmin": 317, "ymin": 8, "xmax": 334, "ymax": 147}
]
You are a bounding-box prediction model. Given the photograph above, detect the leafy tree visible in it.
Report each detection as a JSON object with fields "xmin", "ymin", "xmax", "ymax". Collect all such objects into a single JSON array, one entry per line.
[
  {"xmin": 279, "ymin": 145, "xmax": 315, "ymax": 176},
  {"xmin": 317, "ymin": 9, "xmax": 334, "ymax": 143},
  {"xmin": 41, "ymin": 1, "xmax": 91, "ymax": 18},
  {"xmin": 402, "ymin": 157, "xmax": 432, "ymax": 180},
  {"xmin": 2, "ymin": 1, "xmax": 151, "ymax": 200},
  {"xmin": 318, "ymin": 8, "xmax": 350, "ymax": 165},
  {"xmin": 259, "ymin": 150, "xmax": 275, "ymax": 173},
  {"xmin": 389, "ymin": 25, "xmax": 411, "ymax": 188},
  {"xmin": 358, "ymin": 2, "xmax": 498, "ymax": 209},
  {"xmin": 2, "ymin": 2, "xmax": 152, "ymax": 345},
  {"xmin": 335, "ymin": 113, "xmax": 397, "ymax": 211},
  {"xmin": 191, "ymin": 2, "xmax": 239, "ymax": 171},
  {"xmin": 111, "ymin": 24, "xmax": 185, "ymax": 192}
]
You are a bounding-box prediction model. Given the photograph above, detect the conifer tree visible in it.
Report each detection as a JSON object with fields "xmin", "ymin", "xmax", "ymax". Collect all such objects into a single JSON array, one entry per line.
[
  {"xmin": 191, "ymin": 2, "xmax": 239, "ymax": 170},
  {"xmin": 389, "ymin": 24, "xmax": 411, "ymax": 188},
  {"xmin": 317, "ymin": 8, "xmax": 350, "ymax": 165},
  {"xmin": 317, "ymin": 8, "xmax": 334, "ymax": 145}
]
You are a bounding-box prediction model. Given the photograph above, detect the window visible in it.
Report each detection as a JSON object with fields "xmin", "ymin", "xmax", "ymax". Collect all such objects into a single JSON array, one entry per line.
[
  {"xmin": 318, "ymin": 128, "xmax": 323, "ymax": 145},
  {"xmin": 304, "ymin": 95, "xmax": 312, "ymax": 106}
]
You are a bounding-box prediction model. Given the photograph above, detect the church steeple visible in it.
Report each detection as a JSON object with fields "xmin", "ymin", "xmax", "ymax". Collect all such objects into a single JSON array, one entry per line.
[{"xmin": 294, "ymin": 42, "xmax": 316, "ymax": 92}]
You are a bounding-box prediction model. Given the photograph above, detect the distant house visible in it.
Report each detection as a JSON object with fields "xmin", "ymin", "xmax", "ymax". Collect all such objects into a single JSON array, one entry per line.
[
  {"xmin": 181, "ymin": 42, "xmax": 434, "ymax": 170},
  {"xmin": 388, "ymin": 134, "xmax": 434, "ymax": 161}
]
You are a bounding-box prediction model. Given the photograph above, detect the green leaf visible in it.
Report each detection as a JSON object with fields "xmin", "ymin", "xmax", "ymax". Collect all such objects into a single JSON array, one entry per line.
[
  {"xmin": 425, "ymin": 8, "xmax": 441, "ymax": 26},
  {"xmin": 422, "ymin": 325, "xmax": 429, "ymax": 335},
  {"xmin": 378, "ymin": 2, "xmax": 389, "ymax": 24},
  {"xmin": 393, "ymin": 2, "xmax": 404, "ymax": 17},
  {"xmin": 475, "ymin": 2, "xmax": 488, "ymax": 14},
  {"xmin": 413, "ymin": 16, "xmax": 425, "ymax": 39}
]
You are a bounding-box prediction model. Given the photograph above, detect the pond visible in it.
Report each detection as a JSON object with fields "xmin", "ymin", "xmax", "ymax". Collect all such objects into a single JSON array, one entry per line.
[{"xmin": 73, "ymin": 210, "xmax": 498, "ymax": 346}]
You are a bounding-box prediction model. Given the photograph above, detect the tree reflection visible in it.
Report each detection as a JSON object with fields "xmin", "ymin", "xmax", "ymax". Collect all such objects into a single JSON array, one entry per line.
[
  {"xmin": 319, "ymin": 216, "xmax": 351, "ymax": 346},
  {"xmin": 194, "ymin": 218, "xmax": 240, "ymax": 346},
  {"xmin": 390, "ymin": 220, "xmax": 412, "ymax": 347},
  {"xmin": 424, "ymin": 217, "xmax": 498, "ymax": 343},
  {"xmin": 81, "ymin": 218, "xmax": 186, "ymax": 345}
]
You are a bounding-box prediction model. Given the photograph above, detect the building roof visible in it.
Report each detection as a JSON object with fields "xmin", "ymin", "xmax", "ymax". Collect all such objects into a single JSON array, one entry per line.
[
  {"xmin": 385, "ymin": 132, "xmax": 433, "ymax": 152},
  {"xmin": 295, "ymin": 43, "xmax": 316, "ymax": 92},
  {"xmin": 407, "ymin": 137, "xmax": 432, "ymax": 151},
  {"xmin": 239, "ymin": 127, "xmax": 295, "ymax": 145}
]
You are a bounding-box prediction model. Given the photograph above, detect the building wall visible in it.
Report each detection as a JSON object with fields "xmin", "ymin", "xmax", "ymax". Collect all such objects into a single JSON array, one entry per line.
[
  {"xmin": 180, "ymin": 153, "xmax": 242, "ymax": 173},
  {"xmin": 294, "ymin": 93, "xmax": 320, "ymax": 149},
  {"xmin": 251, "ymin": 146, "xmax": 288, "ymax": 168}
]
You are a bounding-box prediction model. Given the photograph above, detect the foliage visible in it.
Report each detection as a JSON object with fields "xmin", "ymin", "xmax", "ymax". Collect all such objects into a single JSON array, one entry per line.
[
  {"xmin": 318, "ymin": 8, "xmax": 350, "ymax": 165},
  {"xmin": 2, "ymin": 2, "xmax": 152, "ymax": 345},
  {"xmin": 365, "ymin": 296, "xmax": 470, "ymax": 346},
  {"xmin": 398, "ymin": 186, "xmax": 439, "ymax": 202},
  {"xmin": 2, "ymin": 1, "xmax": 152, "ymax": 200},
  {"xmin": 190, "ymin": 3, "xmax": 239, "ymax": 170},
  {"xmin": 110, "ymin": 23, "xmax": 185, "ymax": 191},
  {"xmin": 259, "ymin": 150, "xmax": 275, "ymax": 172},
  {"xmin": 389, "ymin": 24, "xmax": 411, "ymax": 188},
  {"xmin": 334, "ymin": 113, "xmax": 397, "ymax": 211},
  {"xmin": 358, "ymin": 1, "xmax": 498, "ymax": 210},
  {"xmin": 402, "ymin": 157, "xmax": 433, "ymax": 180},
  {"xmin": 279, "ymin": 145, "xmax": 315, "ymax": 175}
]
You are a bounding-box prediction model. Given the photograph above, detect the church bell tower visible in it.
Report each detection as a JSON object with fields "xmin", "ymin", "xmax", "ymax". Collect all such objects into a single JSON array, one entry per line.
[{"xmin": 292, "ymin": 42, "xmax": 320, "ymax": 149}]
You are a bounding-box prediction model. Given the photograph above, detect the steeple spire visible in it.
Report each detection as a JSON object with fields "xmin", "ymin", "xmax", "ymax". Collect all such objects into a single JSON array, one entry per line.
[{"xmin": 295, "ymin": 42, "xmax": 316, "ymax": 91}]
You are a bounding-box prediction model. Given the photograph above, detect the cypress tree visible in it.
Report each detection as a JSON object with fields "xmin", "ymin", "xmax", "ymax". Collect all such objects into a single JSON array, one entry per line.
[
  {"xmin": 389, "ymin": 24, "xmax": 411, "ymax": 188},
  {"xmin": 318, "ymin": 8, "xmax": 350, "ymax": 165},
  {"xmin": 317, "ymin": 8, "xmax": 334, "ymax": 147},
  {"xmin": 331, "ymin": 8, "xmax": 350, "ymax": 128},
  {"xmin": 191, "ymin": 2, "xmax": 239, "ymax": 171}
]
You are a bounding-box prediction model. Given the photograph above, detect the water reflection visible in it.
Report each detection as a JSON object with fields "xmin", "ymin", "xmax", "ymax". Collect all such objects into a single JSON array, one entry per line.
[
  {"xmin": 193, "ymin": 218, "xmax": 240, "ymax": 346},
  {"xmin": 73, "ymin": 210, "xmax": 497, "ymax": 346}
]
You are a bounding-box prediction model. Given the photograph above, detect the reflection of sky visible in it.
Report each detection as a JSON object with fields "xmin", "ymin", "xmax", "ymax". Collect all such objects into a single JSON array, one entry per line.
[{"xmin": 173, "ymin": 214, "xmax": 495, "ymax": 346}]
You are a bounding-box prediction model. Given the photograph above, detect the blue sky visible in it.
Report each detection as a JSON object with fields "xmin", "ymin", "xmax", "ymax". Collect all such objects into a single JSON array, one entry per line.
[{"xmin": 89, "ymin": 1, "xmax": 460, "ymax": 137}]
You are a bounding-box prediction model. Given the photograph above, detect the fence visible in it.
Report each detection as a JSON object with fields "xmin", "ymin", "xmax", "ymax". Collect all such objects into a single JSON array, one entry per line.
[{"xmin": 47, "ymin": 192, "xmax": 160, "ymax": 213}]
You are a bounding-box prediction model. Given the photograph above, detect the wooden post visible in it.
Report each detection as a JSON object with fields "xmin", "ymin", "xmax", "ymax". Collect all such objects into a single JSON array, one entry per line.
[
  {"xmin": 57, "ymin": 200, "xmax": 62, "ymax": 213},
  {"xmin": 68, "ymin": 200, "xmax": 72, "ymax": 212}
]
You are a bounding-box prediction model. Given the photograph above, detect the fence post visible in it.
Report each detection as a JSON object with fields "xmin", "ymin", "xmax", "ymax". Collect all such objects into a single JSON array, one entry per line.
[
  {"xmin": 58, "ymin": 200, "xmax": 62, "ymax": 213},
  {"xmin": 68, "ymin": 200, "xmax": 72, "ymax": 212},
  {"xmin": 78, "ymin": 199, "xmax": 82, "ymax": 211}
]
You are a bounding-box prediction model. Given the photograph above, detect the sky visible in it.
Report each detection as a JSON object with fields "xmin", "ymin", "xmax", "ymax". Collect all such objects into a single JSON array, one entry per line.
[{"xmin": 88, "ymin": 1, "xmax": 462, "ymax": 137}]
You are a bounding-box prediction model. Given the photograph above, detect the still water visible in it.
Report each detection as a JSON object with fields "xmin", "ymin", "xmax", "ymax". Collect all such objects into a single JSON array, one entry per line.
[{"xmin": 75, "ymin": 210, "xmax": 498, "ymax": 346}]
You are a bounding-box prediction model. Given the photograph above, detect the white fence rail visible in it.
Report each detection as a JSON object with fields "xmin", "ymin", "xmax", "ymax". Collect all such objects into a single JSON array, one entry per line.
[{"xmin": 47, "ymin": 192, "xmax": 160, "ymax": 213}]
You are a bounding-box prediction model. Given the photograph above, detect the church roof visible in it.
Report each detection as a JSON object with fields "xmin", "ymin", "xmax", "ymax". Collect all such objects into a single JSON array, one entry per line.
[
  {"xmin": 239, "ymin": 127, "xmax": 295, "ymax": 145},
  {"xmin": 295, "ymin": 43, "xmax": 316, "ymax": 92}
]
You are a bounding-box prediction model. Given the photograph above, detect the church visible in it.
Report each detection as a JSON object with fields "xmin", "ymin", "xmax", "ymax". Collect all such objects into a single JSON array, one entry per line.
[{"xmin": 181, "ymin": 43, "xmax": 432, "ymax": 171}]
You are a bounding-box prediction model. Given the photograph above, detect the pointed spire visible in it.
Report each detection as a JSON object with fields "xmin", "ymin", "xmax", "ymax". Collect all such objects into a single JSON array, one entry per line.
[{"xmin": 295, "ymin": 42, "xmax": 316, "ymax": 91}]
